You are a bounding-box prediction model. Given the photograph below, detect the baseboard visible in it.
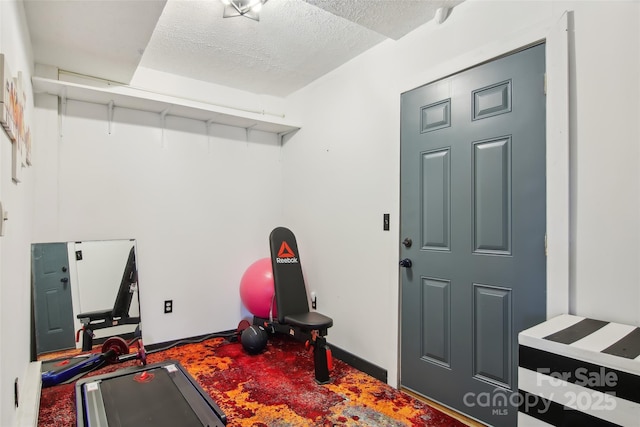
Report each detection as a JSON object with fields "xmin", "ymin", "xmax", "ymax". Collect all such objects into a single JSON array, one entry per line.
[
  {"xmin": 329, "ymin": 343, "xmax": 387, "ymax": 384},
  {"xmin": 16, "ymin": 361, "xmax": 42, "ymax": 427},
  {"xmin": 146, "ymin": 331, "xmax": 388, "ymax": 384}
]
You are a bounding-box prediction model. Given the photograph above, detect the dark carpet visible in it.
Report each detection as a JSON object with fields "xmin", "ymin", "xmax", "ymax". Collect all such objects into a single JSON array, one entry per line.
[{"xmin": 38, "ymin": 335, "xmax": 466, "ymax": 426}]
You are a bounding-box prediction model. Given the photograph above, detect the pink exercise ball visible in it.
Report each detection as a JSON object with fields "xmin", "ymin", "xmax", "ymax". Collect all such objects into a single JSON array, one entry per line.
[{"xmin": 240, "ymin": 258, "xmax": 277, "ymax": 318}]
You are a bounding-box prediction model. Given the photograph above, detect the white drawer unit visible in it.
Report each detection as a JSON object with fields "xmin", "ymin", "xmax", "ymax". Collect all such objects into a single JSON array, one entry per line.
[{"xmin": 518, "ymin": 314, "xmax": 640, "ymax": 426}]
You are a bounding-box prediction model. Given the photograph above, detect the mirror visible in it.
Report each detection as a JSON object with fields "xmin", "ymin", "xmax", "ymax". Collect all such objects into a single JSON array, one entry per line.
[{"xmin": 31, "ymin": 239, "xmax": 141, "ymax": 357}]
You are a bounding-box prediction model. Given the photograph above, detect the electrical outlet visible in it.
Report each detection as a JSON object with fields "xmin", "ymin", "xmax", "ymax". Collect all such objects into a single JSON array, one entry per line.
[{"xmin": 164, "ymin": 300, "xmax": 173, "ymax": 314}]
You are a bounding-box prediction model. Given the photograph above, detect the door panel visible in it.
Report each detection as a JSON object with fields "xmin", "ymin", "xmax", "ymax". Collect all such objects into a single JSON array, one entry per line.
[
  {"xmin": 400, "ymin": 44, "xmax": 546, "ymax": 427},
  {"xmin": 473, "ymin": 284, "xmax": 512, "ymax": 388},
  {"xmin": 421, "ymin": 149, "xmax": 451, "ymax": 250},
  {"xmin": 473, "ymin": 136, "xmax": 511, "ymax": 254},
  {"xmin": 422, "ymin": 278, "xmax": 451, "ymax": 367}
]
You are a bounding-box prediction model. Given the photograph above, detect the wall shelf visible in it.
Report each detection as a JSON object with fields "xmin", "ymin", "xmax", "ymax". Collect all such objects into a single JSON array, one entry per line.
[{"xmin": 31, "ymin": 76, "xmax": 301, "ymax": 135}]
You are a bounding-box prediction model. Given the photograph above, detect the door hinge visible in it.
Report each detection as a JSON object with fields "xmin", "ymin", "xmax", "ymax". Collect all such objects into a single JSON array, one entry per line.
[
  {"xmin": 544, "ymin": 233, "xmax": 548, "ymax": 257},
  {"xmin": 543, "ymin": 73, "xmax": 547, "ymax": 95}
]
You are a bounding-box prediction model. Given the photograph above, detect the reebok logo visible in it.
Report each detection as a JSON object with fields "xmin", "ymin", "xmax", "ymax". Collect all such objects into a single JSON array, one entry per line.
[
  {"xmin": 276, "ymin": 241, "xmax": 298, "ymax": 264},
  {"xmin": 277, "ymin": 241, "xmax": 295, "ymax": 258}
]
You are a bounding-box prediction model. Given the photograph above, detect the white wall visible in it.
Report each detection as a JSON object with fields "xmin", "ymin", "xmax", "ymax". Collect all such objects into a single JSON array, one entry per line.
[
  {"xmin": 284, "ymin": 0, "xmax": 640, "ymax": 387},
  {"xmin": 565, "ymin": 0, "xmax": 640, "ymax": 324},
  {"xmin": 0, "ymin": 1, "xmax": 34, "ymax": 426},
  {"xmin": 32, "ymin": 97, "xmax": 285, "ymax": 346}
]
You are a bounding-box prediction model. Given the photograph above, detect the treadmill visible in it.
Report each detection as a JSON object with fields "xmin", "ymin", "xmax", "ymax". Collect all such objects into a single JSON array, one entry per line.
[{"xmin": 76, "ymin": 360, "xmax": 227, "ymax": 427}]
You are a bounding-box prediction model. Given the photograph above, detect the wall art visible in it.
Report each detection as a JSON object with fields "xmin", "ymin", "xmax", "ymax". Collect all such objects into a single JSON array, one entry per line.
[{"xmin": 0, "ymin": 53, "xmax": 18, "ymax": 141}]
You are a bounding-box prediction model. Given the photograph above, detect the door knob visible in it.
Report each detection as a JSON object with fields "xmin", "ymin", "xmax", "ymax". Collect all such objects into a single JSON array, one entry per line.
[
  {"xmin": 60, "ymin": 277, "xmax": 69, "ymax": 283},
  {"xmin": 399, "ymin": 258, "xmax": 412, "ymax": 268},
  {"xmin": 402, "ymin": 238, "xmax": 412, "ymax": 248}
]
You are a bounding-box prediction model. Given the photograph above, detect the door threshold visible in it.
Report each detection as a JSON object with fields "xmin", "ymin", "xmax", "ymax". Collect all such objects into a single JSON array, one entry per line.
[{"xmin": 401, "ymin": 388, "xmax": 487, "ymax": 427}]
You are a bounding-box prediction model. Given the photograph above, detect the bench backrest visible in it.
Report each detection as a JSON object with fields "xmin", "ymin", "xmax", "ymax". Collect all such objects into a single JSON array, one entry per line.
[{"xmin": 269, "ymin": 227, "xmax": 310, "ymax": 323}]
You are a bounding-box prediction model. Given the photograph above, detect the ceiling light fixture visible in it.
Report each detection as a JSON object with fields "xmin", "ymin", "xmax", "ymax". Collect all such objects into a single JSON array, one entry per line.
[{"xmin": 220, "ymin": 0, "xmax": 268, "ymax": 21}]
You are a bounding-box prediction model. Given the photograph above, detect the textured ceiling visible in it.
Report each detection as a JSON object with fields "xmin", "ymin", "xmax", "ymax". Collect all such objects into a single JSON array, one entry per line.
[{"xmin": 24, "ymin": 0, "xmax": 464, "ymax": 97}]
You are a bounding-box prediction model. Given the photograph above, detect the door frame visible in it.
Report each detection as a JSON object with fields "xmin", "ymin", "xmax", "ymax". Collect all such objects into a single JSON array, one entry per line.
[{"xmin": 398, "ymin": 11, "xmax": 571, "ymax": 386}]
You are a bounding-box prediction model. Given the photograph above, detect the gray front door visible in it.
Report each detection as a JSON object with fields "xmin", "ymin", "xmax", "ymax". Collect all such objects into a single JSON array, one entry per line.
[
  {"xmin": 32, "ymin": 243, "xmax": 76, "ymax": 354},
  {"xmin": 400, "ymin": 44, "xmax": 547, "ymax": 426}
]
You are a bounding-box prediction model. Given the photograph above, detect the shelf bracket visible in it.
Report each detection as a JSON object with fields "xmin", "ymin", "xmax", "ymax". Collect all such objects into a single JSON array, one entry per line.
[
  {"xmin": 59, "ymin": 94, "xmax": 67, "ymax": 138},
  {"xmin": 107, "ymin": 101, "xmax": 114, "ymax": 135},
  {"xmin": 206, "ymin": 119, "xmax": 214, "ymax": 153},
  {"xmin": 278, "ymin": 129, "xmax": 297, "ymax": 146},
  {"xmin": 160, "ymin": 108, "xmax": 170, "ymax": 149},
  {"xmin": 245, "ymin": 124, "xmax": 257, "ymax": 142}
]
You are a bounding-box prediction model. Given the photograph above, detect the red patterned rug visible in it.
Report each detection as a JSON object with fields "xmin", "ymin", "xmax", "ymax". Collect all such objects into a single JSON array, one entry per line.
[{"xmin": 38, "ymin": 335, "xmax": 466, "ymax": 426}]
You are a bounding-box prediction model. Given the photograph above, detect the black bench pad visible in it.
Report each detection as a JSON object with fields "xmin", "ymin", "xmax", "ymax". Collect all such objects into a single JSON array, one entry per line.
[{"xmin": 283, "ymin": 312, "xmax": 333, "ymax": 329}]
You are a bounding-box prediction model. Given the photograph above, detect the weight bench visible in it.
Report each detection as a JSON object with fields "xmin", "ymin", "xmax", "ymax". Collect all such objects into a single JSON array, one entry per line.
[
  {"xmin": 253, "ymin": 227, "xmax": 334, "ymax": 384},
  {"xmin": 77, "ymin": 246, "xmax": 141, "ymax": 351}
]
